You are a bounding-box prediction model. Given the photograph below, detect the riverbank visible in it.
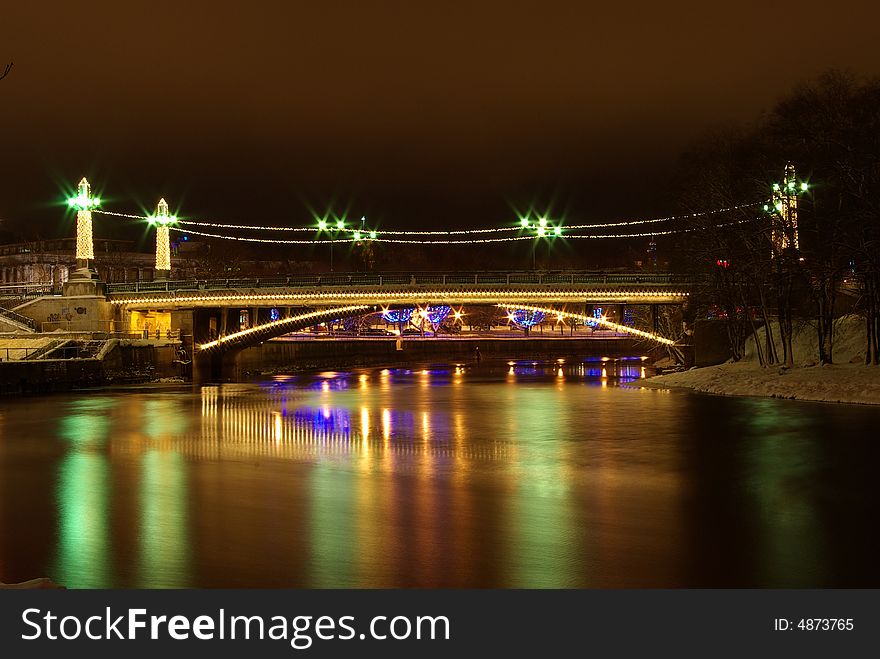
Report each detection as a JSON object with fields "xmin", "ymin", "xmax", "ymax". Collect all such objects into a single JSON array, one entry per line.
[
  {"xmin": 643, "ymin": 362, "xmax": 880, "ymax": 405},
  {"xmin": 643, "ymin": 314, "xmax": 880, "ymax": 405}
]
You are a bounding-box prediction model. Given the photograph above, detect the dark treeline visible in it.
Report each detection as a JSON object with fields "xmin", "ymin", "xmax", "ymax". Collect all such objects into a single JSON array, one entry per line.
[{"xmin": 668, "ymin": 70, "xmax": 880, "ymax": 366}]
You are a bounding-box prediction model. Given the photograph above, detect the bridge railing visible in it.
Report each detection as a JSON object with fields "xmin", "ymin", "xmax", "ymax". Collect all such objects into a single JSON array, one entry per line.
[
  {"xmin": 0, "ymin": 282, "xmax": 56, "ymax": 296},
  {"xmin": 0, "ymin": 306, "xmax": 37, "ymax": 331},
  {"xmin": 107, "ymin": 271, "xmax": 705, "ymax": 295}
]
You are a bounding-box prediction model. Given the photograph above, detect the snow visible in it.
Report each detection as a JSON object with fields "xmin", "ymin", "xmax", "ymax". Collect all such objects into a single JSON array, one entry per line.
[
  {"xmin": 742, "ymin": 314, "xmax": 866, "ymax": 366},
  {"xmin": 643, "ymin": 362, "xmax": 880, "ymax": 405},
  {"xmin": 644, "ymin": 314, "xmax": 880, "ymax": 405}
]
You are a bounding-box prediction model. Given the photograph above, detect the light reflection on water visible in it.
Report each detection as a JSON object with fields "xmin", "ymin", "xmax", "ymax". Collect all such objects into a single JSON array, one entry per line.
[{"xmin": 1, "ymin": 359, "xmax": 879, "ymax": 588}]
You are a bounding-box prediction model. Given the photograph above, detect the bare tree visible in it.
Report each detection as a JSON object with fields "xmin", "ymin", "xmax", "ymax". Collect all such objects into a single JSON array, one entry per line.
[{"xmin": 0, "ymin": 62, "xmax": 12, "ymax": 82}]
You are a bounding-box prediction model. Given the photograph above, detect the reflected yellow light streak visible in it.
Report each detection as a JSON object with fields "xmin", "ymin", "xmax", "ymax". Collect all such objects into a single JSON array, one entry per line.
[
  {"xmin": 274, "ymin": 412, "xmax": 283, "ymax": 443},
  {"xmin": 382, "ymin": 408, "xmax": 391, "ymax": 442},
  {"xmin": 361, "ymin": 407, "xmax": 370, "ymax": 443}
]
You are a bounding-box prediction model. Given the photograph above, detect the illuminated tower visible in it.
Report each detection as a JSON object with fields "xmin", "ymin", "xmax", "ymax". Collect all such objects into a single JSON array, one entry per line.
[
  {"xmin": 150, "ymin": 198, "xmax": 177, "ymax": 278},
  {"xmin": 771, "ymin": 163, "xmax": 804, "ymax": 255},
  {"xmin": 67, "ymin": 177, "xmax": 100, "ymax": 271}
]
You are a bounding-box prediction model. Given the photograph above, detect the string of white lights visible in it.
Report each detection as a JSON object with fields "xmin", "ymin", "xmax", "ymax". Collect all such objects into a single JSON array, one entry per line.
[
  {"xmin": 95, "ymin": 210, "xmax": 152, "ymax": 220},
  {"xmin": 168, "ymin": 218, "xmax": 754, "ymax": 245},
  {"xmin": 562, "ymin": 202, "xmax": 762, "ymax": 230},
  {"xmin": 96, "ymin": 201, "xmax": 761, "ymax": 235}
]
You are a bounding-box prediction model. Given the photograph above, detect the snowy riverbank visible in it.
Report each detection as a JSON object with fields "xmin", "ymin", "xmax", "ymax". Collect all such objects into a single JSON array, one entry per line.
[
  {"xmin": 643, "ymin": 314, "xmax": 880, "ymax": 405},
  {"xmin": 642, "ymin": 361, "xmax": 880, "ymax": 405}
]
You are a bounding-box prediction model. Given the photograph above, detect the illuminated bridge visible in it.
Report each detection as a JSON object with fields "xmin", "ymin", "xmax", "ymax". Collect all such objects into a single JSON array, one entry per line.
[
  {"xmin": 101, "ymin": 271, "xmax": 697, "ymax": 376},
  {"xmin": 107, "ymin": 271, "xmax": 695, "ymax": 309}
]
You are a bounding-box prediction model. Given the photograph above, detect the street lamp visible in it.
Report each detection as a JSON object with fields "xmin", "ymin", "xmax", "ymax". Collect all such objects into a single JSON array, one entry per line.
[
  {"xmin": 528, "ymin": 220, "xmax": 563, "ymax": 270},
  {"xmin": 317, "ymin": 215, "xmax": 343, "ymax": 271}
]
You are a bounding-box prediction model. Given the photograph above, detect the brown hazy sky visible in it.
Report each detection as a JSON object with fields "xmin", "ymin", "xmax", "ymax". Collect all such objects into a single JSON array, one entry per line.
[{"xmin": 2, "ymin": 0, "xmax": 880, "ymax": 238}]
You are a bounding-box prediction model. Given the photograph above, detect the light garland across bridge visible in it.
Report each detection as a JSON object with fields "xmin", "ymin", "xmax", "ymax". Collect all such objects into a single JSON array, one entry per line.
[
  {"xmin": 155, "ymin": 219, "xmax": 753, "ymax": 245},
  {"xmin": 93, "ymin": 201, "xmax": 761, "ymax": 243}
]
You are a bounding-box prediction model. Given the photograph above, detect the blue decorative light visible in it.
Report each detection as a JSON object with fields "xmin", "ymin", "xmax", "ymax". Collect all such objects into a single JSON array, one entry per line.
[
  {"xmin": 382, "ymin": 307, "xmax": 414, "ymax": 324},
  {"xmin": 269, "ymin": 308, "xmax": 280, "ymax": 322},
  {"xmin": 623, "ymin": 308, "xmax": 634, "ymax": 327},
  {"xmin": 509, "ymin": 309, "xmax": 545, "ymax": 328},
  {"xmin": 593, "ymin": 307, "xmax": 603, "ymax": 319},
  {"xmin": 427, "ymin": 305, "xmax": 451, "ymax": 325}
]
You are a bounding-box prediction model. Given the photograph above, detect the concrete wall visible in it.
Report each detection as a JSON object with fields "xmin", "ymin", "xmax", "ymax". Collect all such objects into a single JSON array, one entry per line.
[
  {"xmin": 103, "ymin": 342, "xmax": 183, "ymax": 381},
  {"xmin": 13, "ymin": 295, "xmax": 117, "ymax": 333},
  {"xmin": 0, "ymin": 342, "xmax": 183, "ymax": 395},
  {"xmin": 0, "ymin": 358, "xmax": 105, "ymax": 395}
]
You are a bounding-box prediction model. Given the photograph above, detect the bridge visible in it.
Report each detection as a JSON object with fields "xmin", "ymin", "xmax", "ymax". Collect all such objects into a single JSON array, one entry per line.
[
  {"xmin": 5, "ymin": 270, "xmax": 696, "ymax": 381},
  {"xmin": 107, "ymin": 271, "xmax": 694, "ymax": 309},
  {"xmin": 104, "ymin": 270, "xmax": 692, "ymax": 362}
]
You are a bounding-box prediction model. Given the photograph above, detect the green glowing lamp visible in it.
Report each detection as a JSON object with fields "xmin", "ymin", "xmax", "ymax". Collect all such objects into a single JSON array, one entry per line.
[
  {"xmin": 353, "ymin": 230, "xmax": 362, "ymax": 241},
  {"xmin": 67, "ymin": 178, "xmax": 100, "ymax": 210},
  {"xmin": 369, "ymin": 230, "xmax": 377, "ymax": 240},
  {"xmin": 537, "ymin": 226, "xmax": 547, "ymax": 237},
  {"xmin": 520, "ymin": 217, "xmax": 530, "ymax": 228},
  {"xmin": 800, "ymin": 182, "xmax": 809, "ymax": 191},
  {"xmin": 149, "ymin": 198, "xmax": 177, "ymax": 226},
  {"xmin": 336, "ymin": 219, "xmax": 345, "ymax": 230},
  {"xmin": 317, "ymin": 219, "xmax": 328, "ymax": 231},
  {"xmin": 539, "ymin": 216, "xmax": 548, "ymax": 227},
  {"xmin": 553, "ymin": 226, "xmax": 562, "ymax": 236}
]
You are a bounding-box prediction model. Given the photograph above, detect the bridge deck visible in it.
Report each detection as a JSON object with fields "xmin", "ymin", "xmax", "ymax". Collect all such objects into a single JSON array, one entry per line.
[{"xmin": 108, "ymin": 271, "xmax": 694, "ymax": 308}]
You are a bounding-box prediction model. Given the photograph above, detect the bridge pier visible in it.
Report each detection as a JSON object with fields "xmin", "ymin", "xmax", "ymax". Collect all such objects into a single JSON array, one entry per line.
[{"xmin": 193, "ymin": 348, "xmax": 242, "ymax": 383}]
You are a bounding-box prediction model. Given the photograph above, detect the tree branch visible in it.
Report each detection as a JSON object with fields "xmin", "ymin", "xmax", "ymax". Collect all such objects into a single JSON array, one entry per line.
[{"xmin": 0, "ymin": 62, "xmax": 12, "ymax": 82}]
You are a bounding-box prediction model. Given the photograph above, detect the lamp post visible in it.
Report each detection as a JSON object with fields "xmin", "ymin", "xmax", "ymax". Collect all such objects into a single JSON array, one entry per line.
[
  {"xmin": 526, "ymin": 216, "xmax": 562, "ymax": 270},
  {"xmin": 332, "ymin": 217, "xmax": 346, "ymax": 271},
  {"xmin": 353, "ymin": 217, "xmax": 378, "ymax": 271}
]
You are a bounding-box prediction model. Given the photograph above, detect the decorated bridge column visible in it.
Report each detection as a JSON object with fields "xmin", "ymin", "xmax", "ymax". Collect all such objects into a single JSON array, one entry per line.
[
  {"xmin": 63, "ymin": 177, "xmax": 109, "ymax": 297},
  {"xmin": 67, "ymin": 177, "xmax": 100, "ymax": 273},
  {"xmin": 150, "ymin": 198, "xmax": 177, "ymax": 280}
]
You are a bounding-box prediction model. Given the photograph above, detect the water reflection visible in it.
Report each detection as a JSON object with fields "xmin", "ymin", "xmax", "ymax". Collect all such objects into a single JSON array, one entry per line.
[{"xmin": 0, "ymin": 359, "xmax": 878, "ymax": 587}]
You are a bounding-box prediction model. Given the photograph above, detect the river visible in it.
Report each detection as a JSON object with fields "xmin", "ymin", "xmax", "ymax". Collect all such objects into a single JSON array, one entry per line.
[{"xmin": 1, "ymin": 358, "xmax": 878, "ymax": 588}]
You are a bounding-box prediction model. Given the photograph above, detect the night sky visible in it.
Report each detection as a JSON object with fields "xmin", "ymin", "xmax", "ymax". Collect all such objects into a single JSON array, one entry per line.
[{"xmin": 2, "ymin": 1, "xmax": 880, "ymax": 243}]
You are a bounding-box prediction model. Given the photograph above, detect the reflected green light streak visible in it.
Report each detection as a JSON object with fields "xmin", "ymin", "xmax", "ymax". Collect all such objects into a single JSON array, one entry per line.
[
  {"xmin": 309, "ymin": 462, "xmax": 356, "ymax": 587},
  {"xmin": 138, "ymin": 450, "xmax": 191, "ymax": 587},
  {"xmin": 143, "ymin": 399, "xmax": 189, "ymax": 439},
  {"xmin": 739, "ymin": 399, "xmax": 824, "ymax": 586},
  {"xmin": 54, "ymin": 452, "xmax": 111, "ymax": 588},
  {"xmin": 59, "ymin": 398, "xmax": 113, "ymax": 447},
  {"xmin": 506, "ymin": 389, "xmax": 578, "ymax": 587}
]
